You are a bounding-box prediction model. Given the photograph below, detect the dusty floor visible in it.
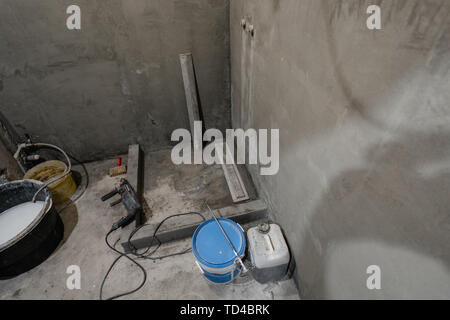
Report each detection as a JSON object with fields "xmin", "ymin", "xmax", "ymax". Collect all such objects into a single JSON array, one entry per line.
[{"xmin": 0, "ymin": 150, "xmax": 299, "ymax": 300}]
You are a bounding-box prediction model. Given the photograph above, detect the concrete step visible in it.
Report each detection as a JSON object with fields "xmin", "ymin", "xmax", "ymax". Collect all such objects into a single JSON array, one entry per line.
[{"xmin": 120, "ymin": 199, "xmax": 268, "ymax": 253}]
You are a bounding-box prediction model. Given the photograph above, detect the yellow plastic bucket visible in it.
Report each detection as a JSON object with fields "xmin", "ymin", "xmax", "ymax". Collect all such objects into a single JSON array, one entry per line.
[{"xmin": 24, "ymin": 160, "xmax": 77, "ymax": 204}]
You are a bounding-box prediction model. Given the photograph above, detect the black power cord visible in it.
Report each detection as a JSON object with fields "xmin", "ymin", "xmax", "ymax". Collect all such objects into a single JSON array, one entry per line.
[
  {"xmin": 99, "ymin": 212, "xmax": 206, "ymax": 300},
  {"xmin": 128, "ymin": 212, "xmax": 206, "ymax": 260},
  {"xmin": 100, "ymin": 229, "xmax": 147, "ymax": 301}
]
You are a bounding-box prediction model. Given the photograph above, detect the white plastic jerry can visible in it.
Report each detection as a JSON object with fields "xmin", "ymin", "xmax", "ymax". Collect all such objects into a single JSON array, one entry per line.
[{"xmin": 247, "ymin": 223, "xmax": 290, "ymax": 284}]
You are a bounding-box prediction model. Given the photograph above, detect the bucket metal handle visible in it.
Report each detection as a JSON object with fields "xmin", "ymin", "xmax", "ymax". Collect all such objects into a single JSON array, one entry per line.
[
  {"xmin": 205, "ymin": 201, "xmax": 248, "ymax": 274},
  {"xmin": 195, "ymin": 261, "xmax": 205, "ymax": 275}
]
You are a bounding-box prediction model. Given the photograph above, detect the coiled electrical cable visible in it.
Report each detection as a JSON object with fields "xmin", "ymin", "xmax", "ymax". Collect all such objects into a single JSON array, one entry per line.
[
  {"xmin": 128, "ymin": 212, "xmax": 206, "ymax": 260},
  {"xmin": 100, "ymin": 212, "xmax": 206, "ymax": 300},
  {"xmin": 99, "ymin": 229, "xmax": 147, "ymax": 301}
]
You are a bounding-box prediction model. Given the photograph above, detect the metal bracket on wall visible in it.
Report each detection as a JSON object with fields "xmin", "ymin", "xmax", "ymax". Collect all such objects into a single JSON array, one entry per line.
[
  {"xmin": 127, "ymin": 144, "xmax": 144, "ymax": 227},
  {"xmin": 0, "ymin": 111, "xmax": 22, "ymax": 153}
]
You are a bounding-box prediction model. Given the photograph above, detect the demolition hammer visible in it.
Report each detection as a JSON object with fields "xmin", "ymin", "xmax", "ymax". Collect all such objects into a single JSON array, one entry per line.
[{"xmin": 101, "ymin": 178, "xmax": 143, "ymax": 231}]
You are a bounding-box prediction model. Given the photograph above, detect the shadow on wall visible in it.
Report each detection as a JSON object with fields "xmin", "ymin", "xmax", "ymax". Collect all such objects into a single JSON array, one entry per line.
[
  {"xmin": 291, "ymin": 1, "xmax": 450, "ymax": 299},
  {"xmin": 298, "ymin": 131, "xmax": 450, "ymax": 299},
  {"xmin": 231, "ymin": 0, "xmax": 450, "ymax": 299},
  {"xmin": 322, "ymin": 0, "xmax": 450, "ymax": 135}
]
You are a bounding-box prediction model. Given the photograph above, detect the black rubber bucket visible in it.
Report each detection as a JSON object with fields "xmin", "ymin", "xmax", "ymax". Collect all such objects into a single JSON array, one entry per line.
[{"xmin": 0, "ymin": 180, "xmax": 64, "ymax": 278}]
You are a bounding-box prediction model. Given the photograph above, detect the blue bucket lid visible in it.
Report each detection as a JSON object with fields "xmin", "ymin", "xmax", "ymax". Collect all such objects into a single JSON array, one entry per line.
[{"xmin": 192, "ymin": 218, "xmax": 246, "ymax": 269}]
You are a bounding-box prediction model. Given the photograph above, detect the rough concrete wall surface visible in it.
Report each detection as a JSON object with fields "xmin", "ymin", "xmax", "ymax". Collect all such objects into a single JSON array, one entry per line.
[
  {"xmin": 0, "ymin": 139, "xmax": 22, "ymax": 180},
  {"xmin": 231, "ymin": 0, "xmax": 450, "ymax": 299},
  {"xmin": 0, "ymin": 0, "xmax": 230, "ymax": 161}
]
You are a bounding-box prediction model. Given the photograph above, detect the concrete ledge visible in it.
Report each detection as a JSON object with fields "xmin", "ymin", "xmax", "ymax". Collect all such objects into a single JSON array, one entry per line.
[
  {"xmin": 120, "ymin": 199, "xmax": 268, "ymax": 253},
  {"xmin": 127, "ymin": 144, "xmax": 144, "ymax": 227}
]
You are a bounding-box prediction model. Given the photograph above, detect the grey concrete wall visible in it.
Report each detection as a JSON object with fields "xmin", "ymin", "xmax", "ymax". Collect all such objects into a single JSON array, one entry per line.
[
  {"xmin": 231, "ymin": 0, "xmax": 450, "ymax": 299},
  {"xmin": 0, "ymin": 139, "xmax": 22, "ymax": 180},
  {"xmin": 0, "ymin": 0, "xmax": 230, "ymax": 161}
]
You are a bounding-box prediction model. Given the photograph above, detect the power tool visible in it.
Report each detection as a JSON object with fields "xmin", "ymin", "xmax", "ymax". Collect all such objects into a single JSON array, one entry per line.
[{"xmin": 101, "ymin": 178, "xmax": 142, "ymax": 231}]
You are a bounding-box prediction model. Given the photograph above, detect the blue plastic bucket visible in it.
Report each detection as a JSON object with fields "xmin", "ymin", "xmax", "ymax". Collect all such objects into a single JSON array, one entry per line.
[{"xmin": 192, "ymin": 218, "xmax": 246, "ymax": 284}]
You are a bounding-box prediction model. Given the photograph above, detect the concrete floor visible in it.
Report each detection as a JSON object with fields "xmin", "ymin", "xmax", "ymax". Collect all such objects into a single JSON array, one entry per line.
[{"xmin": 0, "ymin": 150, "xmax": 299, "ymax": 300}]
